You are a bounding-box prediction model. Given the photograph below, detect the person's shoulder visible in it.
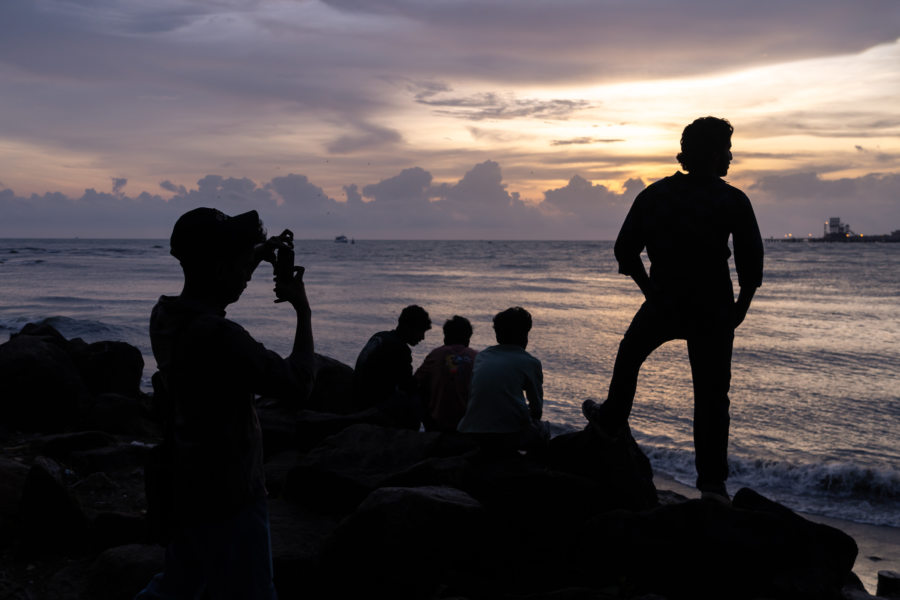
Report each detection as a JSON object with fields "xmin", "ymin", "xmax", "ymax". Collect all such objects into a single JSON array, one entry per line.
[{"xmin": 633, "ymin": 173, "xmax": 680, "ymax": 203}]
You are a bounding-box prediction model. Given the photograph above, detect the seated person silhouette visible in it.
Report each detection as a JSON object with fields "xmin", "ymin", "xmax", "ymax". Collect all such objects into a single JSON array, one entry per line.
[
  {"xmin": 414, "ymin": 315, "xmax": 478, "ymax": 432},
  {"xmin": 136, "ymin": 207, "xmax": 315, "ymax": 599},
  {"xmin": 457, "ymin": 307, "xmax": 547, "ymax": 455},
  {"xmin": 353, "ymin": 304, "xmax": 431, "ymax": 429},
  {"xmin": 583, "ymin": 116, "xmax": 764, "ymax": 504}
]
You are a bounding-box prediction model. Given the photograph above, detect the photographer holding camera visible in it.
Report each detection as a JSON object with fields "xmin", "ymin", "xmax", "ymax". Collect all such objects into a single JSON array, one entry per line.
[{"xmin": 137, "ymin": 208, "xmax": 314, "ymax": 599}]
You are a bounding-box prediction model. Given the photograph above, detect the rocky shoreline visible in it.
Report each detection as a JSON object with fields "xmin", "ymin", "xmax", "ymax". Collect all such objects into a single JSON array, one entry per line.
[{"xmin": 0, "ymin": 322, "xmax": 892, "ymax": 599}]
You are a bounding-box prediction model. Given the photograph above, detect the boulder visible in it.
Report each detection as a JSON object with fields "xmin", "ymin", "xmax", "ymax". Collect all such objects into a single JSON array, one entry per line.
[
  {"xmin": 268, "ymin": 498, "xmax": 340, "ymax": 598},
  {"xmin": 576, "ymin": 488, "xmax": 859, "ymax": 600},
  {"xmin": 74, "ymin": 340, "xmax": 144, "ymax": 398},
  {"xmin": 0, "ymin": 457, "xmax": 29, "ymax": 520},
  {"xmin": 78, "ymin": 393, "xmax": 160, "ymax": 437},
  {"xmin": 293, "ymin": 407, "xmax": 394, "ymax": 452},
  {"xmin": 81, "ymin": 544, "xmax": 164, "ymax": 600},
  {"xmin": 18, "ymin": 456, "xmax": 89, "ymax": 556},
  {"xmin": 878, "ymin": 570, "xmax": 900, "ymax": 598},
  {"xmin": 548, "ymin": 424, "xmax": 658, "ymax": 511},
  {"xmin": 30, "ymin": 430, "xmax": 118, "ymax": 458},
  {"xmin": 0, "ymin": 328, "xmax": 89, "ymax": 431},
  {"xmin": 283, "ymin": 424, "xmax": 478, "ymax": 514},
  {"xmin": 307, "ymin": 353, "xmax": 356, "ymax": 414},
  {"xmin": 89, "ymin": 511, "xmax": 150, "ymax": 552},
  {"xmin": 319, "ymin": 486, "xmax": 487, "ymax": 599},
  {"xmin": 264, "ymin": 450, "xmax": 302, "ymax": 499}
]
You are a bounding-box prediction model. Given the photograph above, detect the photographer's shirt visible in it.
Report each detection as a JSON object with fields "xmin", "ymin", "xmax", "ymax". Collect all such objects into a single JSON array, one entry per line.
[{"xmin": 150, "ymin": 295, "xmax": 313, "ymax": 521}]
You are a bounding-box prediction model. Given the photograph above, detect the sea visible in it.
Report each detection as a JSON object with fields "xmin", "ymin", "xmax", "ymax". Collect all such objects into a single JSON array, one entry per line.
[{"xmin": 1, "ymin": 238, "xmax": 898, "ymax": 529}]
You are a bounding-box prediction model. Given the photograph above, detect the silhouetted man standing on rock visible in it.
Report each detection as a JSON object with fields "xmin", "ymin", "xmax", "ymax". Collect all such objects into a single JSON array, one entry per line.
[
  {"xmin": 584, "ymin": 117, "xmax": 763, "ymax": 504},
  {"xmin": 137, "ymin": 208, "xmax": 315, "ymax": 599}
]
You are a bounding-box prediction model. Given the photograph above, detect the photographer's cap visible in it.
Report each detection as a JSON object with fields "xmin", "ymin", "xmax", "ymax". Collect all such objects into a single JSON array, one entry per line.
[{"xmin": 170, "ymin": 207, "xmax": 265, "ymax": 262}]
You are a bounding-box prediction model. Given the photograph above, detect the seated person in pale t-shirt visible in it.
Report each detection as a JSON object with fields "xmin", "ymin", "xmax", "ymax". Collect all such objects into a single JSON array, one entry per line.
[
  {"xmin": 415, "ymin": 315, "xmax": 478, "ymax": 432},
  {"xmin": 457, "ymin": 307, "xmax": 548, "ymax": 455}
]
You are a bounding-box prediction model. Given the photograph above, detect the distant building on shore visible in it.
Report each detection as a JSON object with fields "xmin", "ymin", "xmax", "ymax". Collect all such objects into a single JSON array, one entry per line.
[{"xmin": 824, "ymin": 217, "xmax": 854, "ymax": 239}]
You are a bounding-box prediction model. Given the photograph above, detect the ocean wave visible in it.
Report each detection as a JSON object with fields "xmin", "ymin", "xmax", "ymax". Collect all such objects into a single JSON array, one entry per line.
[
  {"xmin": 1, "ymin": 316, "xmax": 126, "ymax": 341},
  {"xmin": 639, "ymin": 439, "xmax": 900, "ymax": 526}
]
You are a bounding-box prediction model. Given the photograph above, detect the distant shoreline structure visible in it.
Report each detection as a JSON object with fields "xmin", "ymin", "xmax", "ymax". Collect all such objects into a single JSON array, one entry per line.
[{"xmin": 767, "ymin": 217, "xmax": 900, "ymax": 243}]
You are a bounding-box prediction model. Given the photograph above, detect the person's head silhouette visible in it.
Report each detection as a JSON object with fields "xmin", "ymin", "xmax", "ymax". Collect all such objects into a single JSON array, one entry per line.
[
  {"xmin": 442, "ymin": 315, "xmax": 473, "ymax": 346},
  {"xmin": 677, "ymin": 116, "xmax": 733, "ymax": 177},
  {"xmin": 492, "ymin": 307, "xmax": 532, "ymax": 349},
  {"xmin": 170, "ymin": 207, "xmax": 267, "ymax": 307},
  {"xmin": 397, "ymin": 304, "xmax": 431, "ymax": 346}
]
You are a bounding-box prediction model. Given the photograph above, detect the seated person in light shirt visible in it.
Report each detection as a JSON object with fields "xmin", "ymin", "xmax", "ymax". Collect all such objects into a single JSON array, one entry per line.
[
  {"xmin": 457, "ymin": 307, "xmax": 548, "ymax": 455},
  {"xmin": 415, "ymin": 315, "xmax": 478, "ymax": 432}
]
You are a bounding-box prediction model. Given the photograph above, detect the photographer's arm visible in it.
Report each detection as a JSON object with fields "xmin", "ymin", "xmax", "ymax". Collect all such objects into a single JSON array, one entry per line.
[{"xmin": 275, "ymin": 266, "xmax": 316, "ymax": 402}]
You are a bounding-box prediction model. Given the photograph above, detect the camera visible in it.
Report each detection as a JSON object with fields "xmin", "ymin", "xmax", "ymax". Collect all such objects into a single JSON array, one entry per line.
[{"xmin": 272, "ymin": 229, "xmax": 295, "ymax": 282}]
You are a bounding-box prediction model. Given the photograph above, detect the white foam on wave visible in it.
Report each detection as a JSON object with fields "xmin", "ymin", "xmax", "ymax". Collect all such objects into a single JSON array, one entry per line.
[{"xmin": 639, "ymin": 438, "xmax": 900, "ymax": 527}]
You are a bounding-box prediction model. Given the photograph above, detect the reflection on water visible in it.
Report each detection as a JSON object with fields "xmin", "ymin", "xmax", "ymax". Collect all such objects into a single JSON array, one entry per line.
[{"xmin": 1, "ymin": 238, "xmax": 898, "ymax": 525}]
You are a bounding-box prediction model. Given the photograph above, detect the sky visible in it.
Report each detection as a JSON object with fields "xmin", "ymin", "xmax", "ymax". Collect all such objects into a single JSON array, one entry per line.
[{"xmin": 1, "ymin": 0, "xmax": 899, "ymax": 239}]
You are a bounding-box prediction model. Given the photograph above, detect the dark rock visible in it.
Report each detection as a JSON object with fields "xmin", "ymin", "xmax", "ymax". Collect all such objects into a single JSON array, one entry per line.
[
  {"xmin": 0, "ymin": 328, "xmax": 89, "ymax": 432},
  {"xmin": 548, "ymin": 425, "xmax": 657, "ymax": 510},
  {"xmin": 319, "ymin": 486, "xmax": 486, "ymax": 599},
  {"xmin": 307, "ymin": 353, "xmax": 355, "ymax": 414},
  {"xmin": 283, "ymin": 424, "xmax": 478, "ymax": 514},
  {"xmin": 0, "ymin": 457, "xmax": 29, "ymax": 520},
  {"xmin": 19, "ymin": 456, "xmax": 89, "ymax": 556},
  {"xmin": 733, "ymin": 487, "xmax": 858, "ymax": 576},
  {"xmin": 577, "ymin": 489, "xmax": 859, "ymax": 600},
  {"xmin": 256, "ymin": 402, "xmax": 300, "ymax": 459},
  {"xmin": 81, "ymin": 544, "xmax": 164, "ymax": 600},
  {"xmin": 78, "ymin": 393, "xmax": 160, "ymax": 437},
  {"xmin": 67, "ymin": 442, "xmax": 148, "ymax": 475},
  {"xmin": 268, "ymin": 498, "xmax": 340, "ymax": 598},
  {"xmin": 878, "ymin": 569, "xmax": 900, "ymax": 598},
  {"xmin": 264, "ymin": 450, "xmax": 302, "ymax": 498},
  {"xmin": 89, "ymin": 511, "xmax": 149, "ymax": 552},
  {"xmin": 457, "ymin": 454, "xmax": 612, "ymax": 595},
  {"xmin": 0, "ymin": 578, "xmax": 29, "ymax": 600},
  {"xmin": 30, "ymin": 430, "xmax": 118, "ymax": 458},
  {"xmin": 74, "ymin": 341, "xmax": 144, "ymax": 398},
  {"xmin": 294, "ymin": 406, "xmax": 393, "ymax": 452}
]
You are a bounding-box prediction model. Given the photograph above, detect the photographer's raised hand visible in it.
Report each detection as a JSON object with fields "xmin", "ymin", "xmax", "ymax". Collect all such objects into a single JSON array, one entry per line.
[{"xmin": 274, "ymin": 265, "xmax": 310, "ymax": 312}]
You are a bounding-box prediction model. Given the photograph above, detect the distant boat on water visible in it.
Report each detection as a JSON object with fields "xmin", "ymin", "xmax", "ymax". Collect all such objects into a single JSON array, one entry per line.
[{"xmin": 334, "ymin": 235, "xmax": 349, "ymax": 243}]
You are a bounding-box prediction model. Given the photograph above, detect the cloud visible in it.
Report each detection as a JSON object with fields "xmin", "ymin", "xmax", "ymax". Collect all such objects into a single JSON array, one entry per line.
[
  {"xmin": 111, "ymin": 177, "xmax": 127, "ymax": 195},
  {"xmin": 362, "ymin": 167, "xmax": 433, "ymax": 207},
  {"xmin": 749, "ymin": 171, "xmax": 900, "ymax": 236},
  {"xmin": 551, "ymin": 137, "xmax": 625, "ymax": 146},
  {"xmin": 266, "ymin": 174, "xmax": 334, "ymax": 212},
  {"xmin": 540, "ymin": 175, "xmax": 639, "ymax": 234},
  {"xmin": 327, "ymin": 122, "xmax": 404, "ymax": 154},
  {"xmin": 411, "ymin": 82, "xmax": 592, "ymax": 121},
  {"xmin": 1, "ymin": 165, "xmax": 898, "ymax": 241},
  {"xmin": 160, "ymin": 180, "xmax": 187, "ymax": 195}
]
